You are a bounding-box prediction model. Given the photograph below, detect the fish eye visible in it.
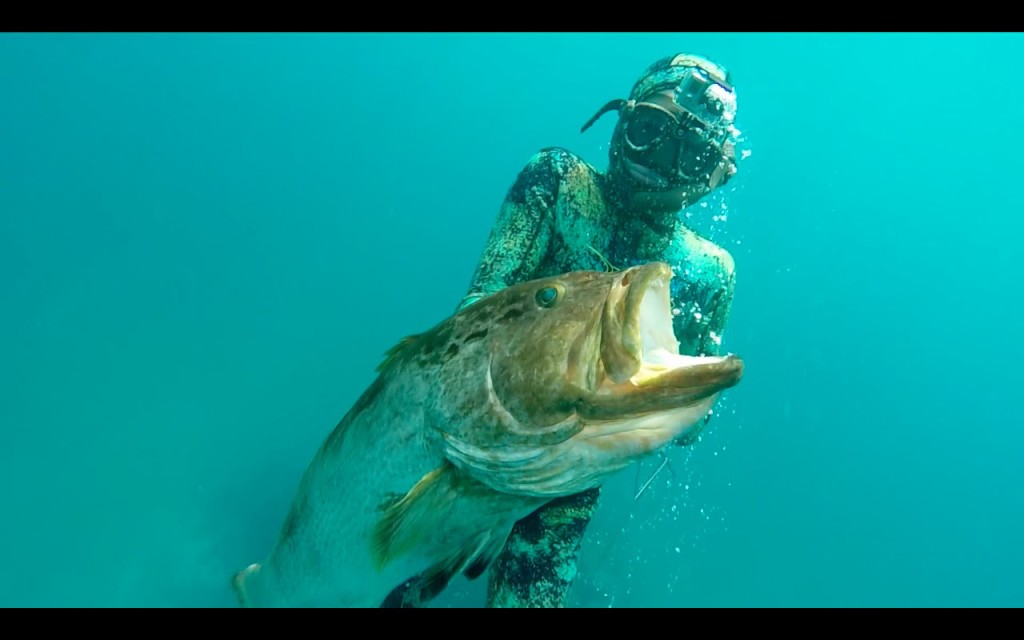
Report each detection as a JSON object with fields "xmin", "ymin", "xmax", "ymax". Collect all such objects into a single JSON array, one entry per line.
[{"xmin": 535, "ymin": 285, "xmax": 560, "ymax": 308}]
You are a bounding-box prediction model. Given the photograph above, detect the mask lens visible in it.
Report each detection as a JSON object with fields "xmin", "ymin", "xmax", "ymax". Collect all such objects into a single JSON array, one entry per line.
[
  {"xmin": 676, "ymin": 133, "xmax": 720, "ymax": 181},
  {"xmin": 624, "ymin": 106, "xmax": 672, "ymax": 149}
]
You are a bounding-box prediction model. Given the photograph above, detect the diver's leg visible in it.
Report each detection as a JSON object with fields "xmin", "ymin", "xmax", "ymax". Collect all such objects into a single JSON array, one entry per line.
[{"xmin": 486, "ymin": 487, "xmax": 600, "ymax": 608}]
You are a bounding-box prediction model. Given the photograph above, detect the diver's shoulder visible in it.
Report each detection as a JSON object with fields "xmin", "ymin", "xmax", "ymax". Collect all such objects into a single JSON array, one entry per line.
[
  {"xmin": 528, "ymin": 147, "xmax": 597, "ymax": 177},
  {"xmin": 536, "ymin": 146, "xmax": 587, "ymax": 164},
  {"xmin": 507, "ymin": 147, "xmax": 604, "ymax": 208}
]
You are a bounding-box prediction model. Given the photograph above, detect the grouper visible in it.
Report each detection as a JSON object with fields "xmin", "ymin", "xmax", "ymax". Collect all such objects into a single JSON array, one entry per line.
[{"xmin": 232, "ymin": 261, "xmax": 743, "ymax": 607}]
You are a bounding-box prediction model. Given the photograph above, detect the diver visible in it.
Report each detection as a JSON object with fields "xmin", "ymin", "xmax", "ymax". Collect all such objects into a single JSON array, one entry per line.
[{"xmin": 383, "ymin": 52, "xmax": 743, "ymax": 608}]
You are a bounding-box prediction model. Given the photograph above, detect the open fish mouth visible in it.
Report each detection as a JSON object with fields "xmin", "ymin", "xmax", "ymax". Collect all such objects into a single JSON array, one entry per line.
[
  {"xmin": 438, "ymin": 261, "xmax": 744, "ymax": 499},
  {"xmin": 582, "ymin": 262, "xmax": 743, "ymax": 439},
  {"xmin": 625, "ymin": 262, "xmax": 741, "ymax": 391},
  {"xmin": 496, "ymin": 263, "xmax": 744, "ymax": 495}
]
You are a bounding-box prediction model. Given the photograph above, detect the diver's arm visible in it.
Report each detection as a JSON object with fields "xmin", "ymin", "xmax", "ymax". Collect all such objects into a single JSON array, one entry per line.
[
  {"xmin": 672, "ymin": 249, "xmax": 736, "ymax": 447},
  {"xmin": 673, "ymin": 246, "xmax": 736, "ymax": 358},
  {"xmin": 456, "ymin": 150, "xmax": 564, "ymax": 312},
  {"xmin": 698, "ymin": 267, "xmax": 736, "ymax": 357}
]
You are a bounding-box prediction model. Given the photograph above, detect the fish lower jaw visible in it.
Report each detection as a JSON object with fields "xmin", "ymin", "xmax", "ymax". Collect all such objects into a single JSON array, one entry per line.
[
  {"xmin": 630, "ymin": 350, "xmax": 728, "ymax": 387},
  {"xmin": 580, "ymin": 397, "xmax": 717, "ymax": 460}
]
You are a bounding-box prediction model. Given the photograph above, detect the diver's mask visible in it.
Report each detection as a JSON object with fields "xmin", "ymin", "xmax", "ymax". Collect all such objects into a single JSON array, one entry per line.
[
  {"xmin": 582, "ymin": 64, "xmax": 737, "ymax": 187},
  {"xmin": 619, "ymin": 99, "xmax": 729, "ymax": 184}
]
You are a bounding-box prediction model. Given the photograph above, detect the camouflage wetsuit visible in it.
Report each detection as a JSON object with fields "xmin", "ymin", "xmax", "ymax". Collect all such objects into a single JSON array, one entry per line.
[
  {"xmin": 465, "ymin": 146, "xmax": 735, "ymax": 607},
  {"xmin": 379, "ymin": 147, "xmax": 736, "ymax": 609},
  {"xmin": 382, "ymin": 50, "xmax": 740, "ymax": 609}
]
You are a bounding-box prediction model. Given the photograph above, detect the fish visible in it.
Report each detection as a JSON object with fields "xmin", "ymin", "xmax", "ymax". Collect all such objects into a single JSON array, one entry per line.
[{"xmin": 231, "ymin": 261, "xmax": 743, "ymax": 608}]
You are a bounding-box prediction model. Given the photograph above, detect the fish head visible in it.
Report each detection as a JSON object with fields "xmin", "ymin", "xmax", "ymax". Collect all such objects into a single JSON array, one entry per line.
[{"xmin": 439, "ymin": 261, "xmax": 744, "ymax": 497}]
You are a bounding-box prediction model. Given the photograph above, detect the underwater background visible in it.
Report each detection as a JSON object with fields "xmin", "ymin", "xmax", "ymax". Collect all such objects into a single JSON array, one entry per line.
[{"xmin": 1, "ymin": 32, "xmax": 1021, "ymax": 608}]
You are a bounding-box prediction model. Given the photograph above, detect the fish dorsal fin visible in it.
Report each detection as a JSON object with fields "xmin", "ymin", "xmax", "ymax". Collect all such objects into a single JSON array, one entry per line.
[{"xmin": 376, "ymin": 334, "xmax": 422, "ymax": 373}]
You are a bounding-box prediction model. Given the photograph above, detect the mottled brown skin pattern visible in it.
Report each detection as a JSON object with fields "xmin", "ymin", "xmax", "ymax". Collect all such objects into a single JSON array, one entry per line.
[
  {"xmin": 244, "ymin": 265, "xmax": 734, "ymax": 608},
  {"xmin": 424, "ymin": 268, "xmax": 615, "ymax": 457},
  {"xmin": 383, "ymin": 148, "xmax": 737, "ymax": 608}
]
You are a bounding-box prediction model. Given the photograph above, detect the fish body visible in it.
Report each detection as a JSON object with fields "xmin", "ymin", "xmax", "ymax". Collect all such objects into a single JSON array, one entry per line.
[{"xmin": 233, "ymin": 262, "xmax": 743, "ymax": 607}]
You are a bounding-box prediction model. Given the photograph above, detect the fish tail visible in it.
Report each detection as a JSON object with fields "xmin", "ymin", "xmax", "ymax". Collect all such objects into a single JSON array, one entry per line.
[{"xmin": 232, "ymin": 563, "xmax": 261, "ymax": 608}]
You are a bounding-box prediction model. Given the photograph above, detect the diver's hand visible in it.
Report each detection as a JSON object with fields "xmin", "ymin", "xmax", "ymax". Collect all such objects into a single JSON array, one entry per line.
[{"xmin": 708, "ymin": 140, "xmax": 737, "ymax": 190}]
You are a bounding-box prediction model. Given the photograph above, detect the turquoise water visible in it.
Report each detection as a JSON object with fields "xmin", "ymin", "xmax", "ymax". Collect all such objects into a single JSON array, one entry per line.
[{"xmin": 1, "ymin": 32, "xmax": 1021, "ymax": 607}]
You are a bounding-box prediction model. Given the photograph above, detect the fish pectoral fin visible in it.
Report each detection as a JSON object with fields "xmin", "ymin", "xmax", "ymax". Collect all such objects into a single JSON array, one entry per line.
[
  {"xmin": 371, "ymin": 463, "xmax": 456, "ymax": 571},
  {"xmin": 371, "ymin": 463, "xmax": 516, "ymax": 603}
]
